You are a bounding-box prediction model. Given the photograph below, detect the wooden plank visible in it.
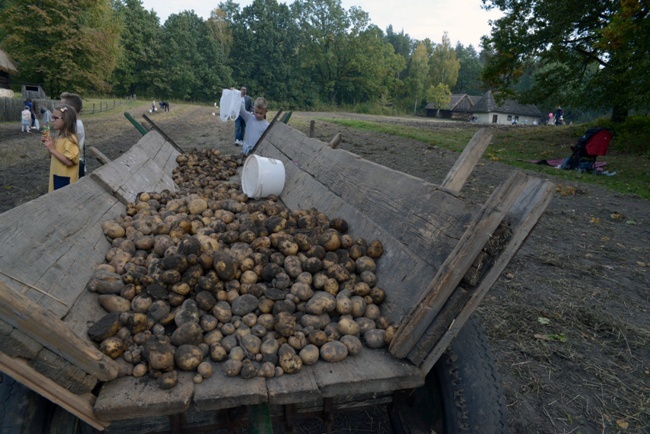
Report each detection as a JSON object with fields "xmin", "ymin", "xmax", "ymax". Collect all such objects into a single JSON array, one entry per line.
[
  {"xmin": 0, "ymin": 319, "xmax": 43, "ymax": 358},
  {"xmin": 440, "ymin": 128, "xmax": 493, "ymax": 193},
  {"xmin": 267, "ymin": 366, "xmax": 320, "ymax": 405},
  {"xmin": 389, "ymin": 170, "xmax": 528, "ymax": 358},
  {"xmin": 0, "ymin": 180, "xmax": 123, "ymax": 317},
  {"xmin": 193, "ymin": 363, "xmax": 268, "ymax": 411},
  {"xmin": 0, "ymin": 352, "xmax": 109, "ymax": 431},
  {"xmin": 29, "ymin": 348, "xmax": 98, "ymax": 394},
  {"xmin": 418, "ymin": 177, "xmax": 555, "ymax": 374},
  {"xmin": 94, "ymin": 372, "xmax": 194, "ymax": 421},
  {"xmin": 310, "ymin": 348, "xmax": 424, "ymax": 397},
  {"xmin": 0, "ymin": 282, "xmax": 119, "ymax": 381},
  {"xmin": 328, "ymin": 133, "xmax": 342, "ymax": 149},
  {"xmin": 88, "ymin": 145, "xmax": 111, "ymax": 165}
]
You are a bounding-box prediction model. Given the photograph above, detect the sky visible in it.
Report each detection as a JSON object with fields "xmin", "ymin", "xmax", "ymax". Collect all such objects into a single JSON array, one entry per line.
[{"xmin": 139, "ymin": 0, "xmax": 503, "ymax": 48}]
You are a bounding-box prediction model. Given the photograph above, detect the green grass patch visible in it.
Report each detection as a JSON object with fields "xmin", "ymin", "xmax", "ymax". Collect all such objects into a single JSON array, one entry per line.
[{"xmin": 322, "ymin": 117, "xmax": 650, "ymax": 200}]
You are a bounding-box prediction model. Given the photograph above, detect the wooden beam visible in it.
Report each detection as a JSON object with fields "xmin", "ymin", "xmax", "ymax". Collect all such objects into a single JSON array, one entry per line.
[
  {"xmin": 440, "ymin": 128, "xmax": 493, "ymax": 194},
  {"xmin": 328, "ymin": 133, "xmax": 342, "ymax": 149},
  {"xmin": 0, "ymin": 282, "xmax": 119, "ymax": 381},
  {"xmin": 88, "ymin": 146, "xmax": 111, "ymax": 165},
  {"xmin": 418, "ymin": 176, "xmax": 555, "ymax": 373},
  {"xmin": 0, "ymin": 353, "xmax": 109, "ymax": 431},
  {"xmin": 389, "ymin": 170, "xmax": 528, "ymax": 358}
]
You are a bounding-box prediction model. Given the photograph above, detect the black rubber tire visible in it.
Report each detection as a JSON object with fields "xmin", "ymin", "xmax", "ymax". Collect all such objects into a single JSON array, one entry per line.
[
  {"xmin": 0, "ymin": 373, "xmax": 51, "ymax": 434},
  {"xmin": 390, "ymin": 315, "xmax": 509, "ymax": 434},
  {"xmin": 0, "ymin": 373, "xmax": 91, "ymax": 434}
]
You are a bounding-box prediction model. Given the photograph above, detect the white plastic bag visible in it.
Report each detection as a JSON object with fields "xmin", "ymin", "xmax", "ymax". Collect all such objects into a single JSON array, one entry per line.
[
  {"xmin": 34, "ymin": 118, "xmax": 40, "ymax": 130},
  {"xmin": 218, "ymin": 89, "xmax": 241, "ymax": 122}
]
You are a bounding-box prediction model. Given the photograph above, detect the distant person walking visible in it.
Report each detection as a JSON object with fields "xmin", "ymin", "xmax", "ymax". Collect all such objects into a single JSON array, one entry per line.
[
  {"xmin": 235, "ymin": 87, "xmax": 253, "ymax": 146},
  {"xmin": 555, "ymin": 105, "xmax": 564, "ymax": 126},
  {"xmin": 41, "ymin": 107, "xmax": 52, "ymax": 127},
  {"xmin": 21, "ymin": 106, "xmax": 31, "ymax": 133}
]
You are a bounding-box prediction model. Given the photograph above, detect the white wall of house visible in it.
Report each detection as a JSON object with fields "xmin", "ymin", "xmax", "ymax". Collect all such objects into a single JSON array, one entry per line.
[{"xmin": 474, "ymin": 112, "xmax": 541, "ymax": 125}]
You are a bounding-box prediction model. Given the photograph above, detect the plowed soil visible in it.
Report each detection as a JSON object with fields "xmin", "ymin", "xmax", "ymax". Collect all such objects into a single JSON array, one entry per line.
[{"xmin": 1, "ymin": 103, "xmax": 648, "ymax": 433}]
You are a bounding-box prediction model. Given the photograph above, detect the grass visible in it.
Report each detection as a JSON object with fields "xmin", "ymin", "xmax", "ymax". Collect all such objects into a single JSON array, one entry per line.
[{"xmin": 315, "ymin": 117, "xmax": 650, "ymax": 200}]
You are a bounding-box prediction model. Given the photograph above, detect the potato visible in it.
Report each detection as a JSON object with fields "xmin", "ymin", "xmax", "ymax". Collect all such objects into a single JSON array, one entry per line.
[
  {"xmin": 241, "ymin": 360, "xmax": 260, "ymax": 379},
  {"xmin": 100, "ymin": 337, "xmax": 124, "ymax": 359},
  {"xmin": 367, "ymin": 240, "xmax": 384, "ymax": 258},
  {"xmin": 279, "ymin": 352, "xmax": 303, "ymax": 374},
  {"xmin": 197, "ymin": 361, "xmax": 213, "ymax": 379},
  {"xmin": 210, "ymin": 344, "xmax": 228, "ymax": 362},
  {"xmin": 306, "ymin": 291, "xmax": 336, "ymax": 315},
  {"xmin": 340, "ymin": 335, "xmax": 362, "ymax": 356},
  {"xmin": 291, "ymin": 282, "xmax": 314, "ymax": 302},
  {"xmin": 356, "ymin": 317, "xmax": 376, "ymax": 334},
  {"xmin": 350, "ymin": 296, "xmax": 367, "ymax": 318},
  {"xmin": 158, "ymin": 370, "xmax": 178, "ymax": 390},
  {"xmin": 299, "ymin": 344, "xmax": 320, "ymax": 365},
  {"xmin": 131, "ymin": 294, "xmax": 153, "ymax": 313},
  {"xmin": 224, "ymin": 359, "xmax": 243, "ymax": 377},
  {"xmin": 363, "ymin": 329, "xmax": 386, "ymax": 349},
  {"xmin": 143, "ymin": 339, "xmax": 175, "ymax": 371},
  {"xmin": 317, "ymin": 229, "xmax": 341, "ymax": 252},
  {"xmin": 337, "ymin": 315, "xmax": 360, "ymax": 336},
  {"xmin": 319, "ymin": 341, "xmax": 348, "ymax": 362},
  {"xmin": 355, "ymin": 256, "xmax": 376, "ymax": 273},
  {"xmin": 336, "ymin": 293, "xmax": 353, "ymax": 315},
  {"xmin": 102, "ymin": 220, "xmax": 126, "ymax": 239},
  {"xmin": 98, "ymin": 294, "xmax": 131, "ymax": 313},
  {"xmin": 132, "ymin": 363, "xmax": 148, "ymax": 378},
  {"xmin": 258, "ymin": 361, "xmax": 276, "ymax": 378},
  {"xmin": 364, "ymin": 304, "xmax": 381, "ymax": 320},
  {"xmin": 288, "ymin": 332, "xmax": 307, "ymax": 351},
  {"xmin": 241, "ymin": 334, "xmax": 262, "ymax": 354},
  {"xmin": 175, "ymin": 344, "xmax": 204, "ymax": 371}
]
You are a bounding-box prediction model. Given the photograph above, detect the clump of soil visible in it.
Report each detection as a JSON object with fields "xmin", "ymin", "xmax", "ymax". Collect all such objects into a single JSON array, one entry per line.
[{"xmin": 1, "ymin": 104, "xmax": 648, "ymax": 433}]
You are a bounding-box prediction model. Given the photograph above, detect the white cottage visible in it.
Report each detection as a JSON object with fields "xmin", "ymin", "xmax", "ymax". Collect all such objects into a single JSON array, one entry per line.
[{"xmin": 470, "ymin": 90, "xmax": 542, "ymax": 125}]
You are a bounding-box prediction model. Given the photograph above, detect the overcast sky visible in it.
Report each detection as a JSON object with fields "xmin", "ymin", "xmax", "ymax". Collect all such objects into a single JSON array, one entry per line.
[{"xmin": 139, "ymin": 0, "xmax": 502, "ymax": 48}]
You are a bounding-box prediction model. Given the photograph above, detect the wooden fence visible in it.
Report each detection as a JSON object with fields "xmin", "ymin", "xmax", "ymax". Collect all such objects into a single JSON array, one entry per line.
[{"xmin": 0, "ymin": 97, "xmax": 131, "ymax": 123}]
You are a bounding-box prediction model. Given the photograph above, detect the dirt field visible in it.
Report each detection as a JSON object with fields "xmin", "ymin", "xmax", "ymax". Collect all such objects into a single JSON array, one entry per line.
[{"xmin": 1, "ymin": 104, "xmax": 648, "ymax": 433}]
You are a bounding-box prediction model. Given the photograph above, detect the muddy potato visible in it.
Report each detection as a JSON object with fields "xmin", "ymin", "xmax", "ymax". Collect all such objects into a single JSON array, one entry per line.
[
  {"xmin": 158, "ymin": 370, "xmax": 179, "ymax": 390},
  {"xmin": 337, "ymin": 315, "xmax": 360, "ymax": 336},
  {"xmin": 300, "ymin": 314, "xmax": 321, "ymax": 329},
  {"xmin": 308, "ymin": 330, "xmax": 328, "ymax": 347},
  {"xmin": 340, "ymin": 335, "xmax": 363, "ymax": 356},
  {"xmin": 278, "ymin": 239, "xmax": 299, "ymax": 256},
  {"xmin": 98, "ymin": 294, "xmax": 131, "ymax": 313},
  {"xmin": 102, "ymin": 220, "xmax": 126, "ymax": 239},
  {"xmin": 175, "ymin": 344, "xmax": 204, "ymax": 371},
  {"xmin": 356, "ymin": 317, "xmax": 376, "ymax": 334},
  {"xmin": 212, "ymin": 301, "xmax": 233, "ymax": 323},
  {"xmin": 363, "ymin": 329, "xmax": 386, "ymax": 349},
  {"xmin": 279, "ymin": 352, "xmax": 303, "ymax": 374},
  {"xmin": 319, "ymin": 340, "xmax": 349, "ymax": 363},
  {"xmin": 132, "ymin": 363, "xmax": 148, "ymax": 378},
  {"xmin": 364, "ymin": 303, "xmax": 381, "ymax": 320},
  {"xmin": 131, "ymin": 294, "xmax": 153, "ymax": 313},
  {"xmin": 224, "ymin": 359, "xmax": 243, "ymax": 377},
  {"xmin": 100, "ymin": 337, "xmax": 124, "ymax": 359},
  {"xmin": 241, "ymin": 360, "xmax": 259, "ymax": 379},
  {"xmin": 352, "ymin": 282, "xmax": 371, "ymax": 297},
  {"xmin": 274, "ymin": 311, "xmax": 296, "ymax": 337},
  {"xmin": 258, "ymin": 361, "xmax": 276, "ymax": 378},
  {"xmin": 317, "ymin": 229, "xmax": 342, "ymax": 252},
  {"xmin": 305, "ymin": 291, "xmax": 336, "ymax": 315},
  {"xmin": 210, "ymin": 344, "xmax": 228, "ymax": 362},
  {"xmin": 369, "ymin": 287, "xmax": 386, "ymax": 304},
  {"xmin": 355, "ymin": 256, "xmax": 376, "ymax": 273},
  {"xmin": 350, "ymin": 296, "xmax": 367, "ymax": 318},
  {"xmin": 257, "ymin": 313, "xmax": 275, "ymax": 330},
  {"xmin": 241, "ymin": 334, "xmax": 262, "ymax": 354},
  {"xmin": 290, "ymin": 282, "xmax": 314, "ymax": 302},
  {"xmin": 299, "ymin": 344, "xmax": 320, "ymax": 365},
  {"xmin": 384, "ymin": 325, "xmax": 397, "ymax": 344},
  {"xmin": 367, "ymin": 240, "xmax": 384, "ymax": 258},
  {"xmin": 323, "ymin": 278, "xmax": 339, "ymax": 296},
  {"xmin": 197, "ymin": 361, "xmax": 213, "ymax": 379},
  {"xmin": 336, "ymin": 293, "xmax": 353, "ymax": 315},
  {"xmin": 283, "ymin": 255, "xmax": 302, "ymax": 278}
]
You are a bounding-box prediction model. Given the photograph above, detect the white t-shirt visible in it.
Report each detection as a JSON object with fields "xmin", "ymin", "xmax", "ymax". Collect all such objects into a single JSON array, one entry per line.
[{"xmin": 77, "ymin": 119, "xmax": 85, "ymax": 161}]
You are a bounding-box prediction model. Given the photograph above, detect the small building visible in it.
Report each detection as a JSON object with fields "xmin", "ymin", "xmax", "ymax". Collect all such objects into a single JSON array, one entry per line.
[
  {"xmin": 22, "ymin": 83, "xmax": 48, "ymax": 100},
  {"xmin": 0, "ymin": 48, "xmax": 18, "ymax": 91},
  {"xmin": 426, "ymin": 91, "xmax": 542, "ymax": 125},
  {"xmin": 470, "ymin": 90, "xmax": 542, "ymax": 125}
]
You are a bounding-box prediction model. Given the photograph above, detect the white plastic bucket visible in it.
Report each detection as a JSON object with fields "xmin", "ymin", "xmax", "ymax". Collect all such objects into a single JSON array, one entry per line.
[{"xmin": 242, "ymin": 155, "xmax": 286, "ymax": 199}]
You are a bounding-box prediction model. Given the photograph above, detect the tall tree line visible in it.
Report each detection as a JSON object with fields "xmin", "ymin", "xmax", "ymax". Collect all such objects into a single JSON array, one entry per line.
[{"xmin": 0, "ymin": 0, "xmax": 485, "ymax": 113}]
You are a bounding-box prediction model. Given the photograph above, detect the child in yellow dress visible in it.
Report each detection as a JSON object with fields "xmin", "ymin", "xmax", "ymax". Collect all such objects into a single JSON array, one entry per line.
[{"xmin": 41, "ymin": 105, "xmax": 80, "ymax": 191}]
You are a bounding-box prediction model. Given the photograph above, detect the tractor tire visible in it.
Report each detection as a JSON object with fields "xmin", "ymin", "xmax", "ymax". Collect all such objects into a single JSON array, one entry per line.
[{"xmin": 390, "ymin": 315, "xmax": 509, "ymax": 434}]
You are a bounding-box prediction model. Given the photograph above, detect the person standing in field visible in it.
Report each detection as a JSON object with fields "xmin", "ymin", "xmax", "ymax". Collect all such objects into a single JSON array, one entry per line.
[
  {"xmin": 41, "ymin": 105, "xmax": 79, "ymax": 191},
  {"xmin": 40, "ymin": 107, "xmax": 52, "ymax": 128},
  {"xmin": 235, "ymin": 87, "xmax": 253, "ymax": 146},
  {"xmin": 239, "ymin": 97, "xmax": 269, "ymax": 156},
  {"xmin": 21, "ymin": 106, "xmax": 32, "ymax": 133},
  {"xmin": 60, "ymin": 92, "xmax": 86, "ymax": 177}
]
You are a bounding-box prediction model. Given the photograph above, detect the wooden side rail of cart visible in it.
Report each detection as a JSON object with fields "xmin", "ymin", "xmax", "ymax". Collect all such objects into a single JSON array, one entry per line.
[{"xmin": 0, "ymin": 123, "xmax": 554, "ymax": 431}]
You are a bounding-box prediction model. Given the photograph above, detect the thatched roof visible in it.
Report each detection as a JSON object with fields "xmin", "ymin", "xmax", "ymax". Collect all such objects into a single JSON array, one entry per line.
[
  {"xmin": 472, "ymin": 90, "xmax": 542, "ymax": 117},
  {"xmin": 0, "ymin": 49, "xmax": 18, "ymax": 74}
]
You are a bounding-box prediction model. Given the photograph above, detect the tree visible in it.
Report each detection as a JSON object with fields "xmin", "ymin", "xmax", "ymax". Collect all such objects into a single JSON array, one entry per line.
[
  {"xmin": 408, "ymin": 43, "xmax": 429, "ymax": 115},
  {"xmin": 482, "ymin": 0, "xmax": 650, "ymax": 122},
  {"xmin": 453, "ymin": 43, "xmax": 483, "ymax": 95},
  {"xmin": 426, "ymin": 82, "xmax": 452, "ymax": 116},
  {"xmin": 110, "ymin": 0, "xmax": 162, "ymax": 97},
  {"xmin": 0, "ymin": 0, "xmax": 121, "ymax": 95},
  {"xmin": 429, "ymin": 32, "xmax": 460, "ymax": 89}
]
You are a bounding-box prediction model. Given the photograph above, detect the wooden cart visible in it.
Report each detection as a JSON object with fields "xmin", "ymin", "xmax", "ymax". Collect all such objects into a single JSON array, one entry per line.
[{"xmin": 0, "ymin": 121, "xmax": 554, "ymax": 433}]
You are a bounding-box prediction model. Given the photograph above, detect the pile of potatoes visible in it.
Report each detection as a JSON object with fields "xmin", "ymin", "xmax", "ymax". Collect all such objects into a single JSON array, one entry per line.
[{"xmin": 86, "ymin": 150, "xmax": 395, "ymax": 389}]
